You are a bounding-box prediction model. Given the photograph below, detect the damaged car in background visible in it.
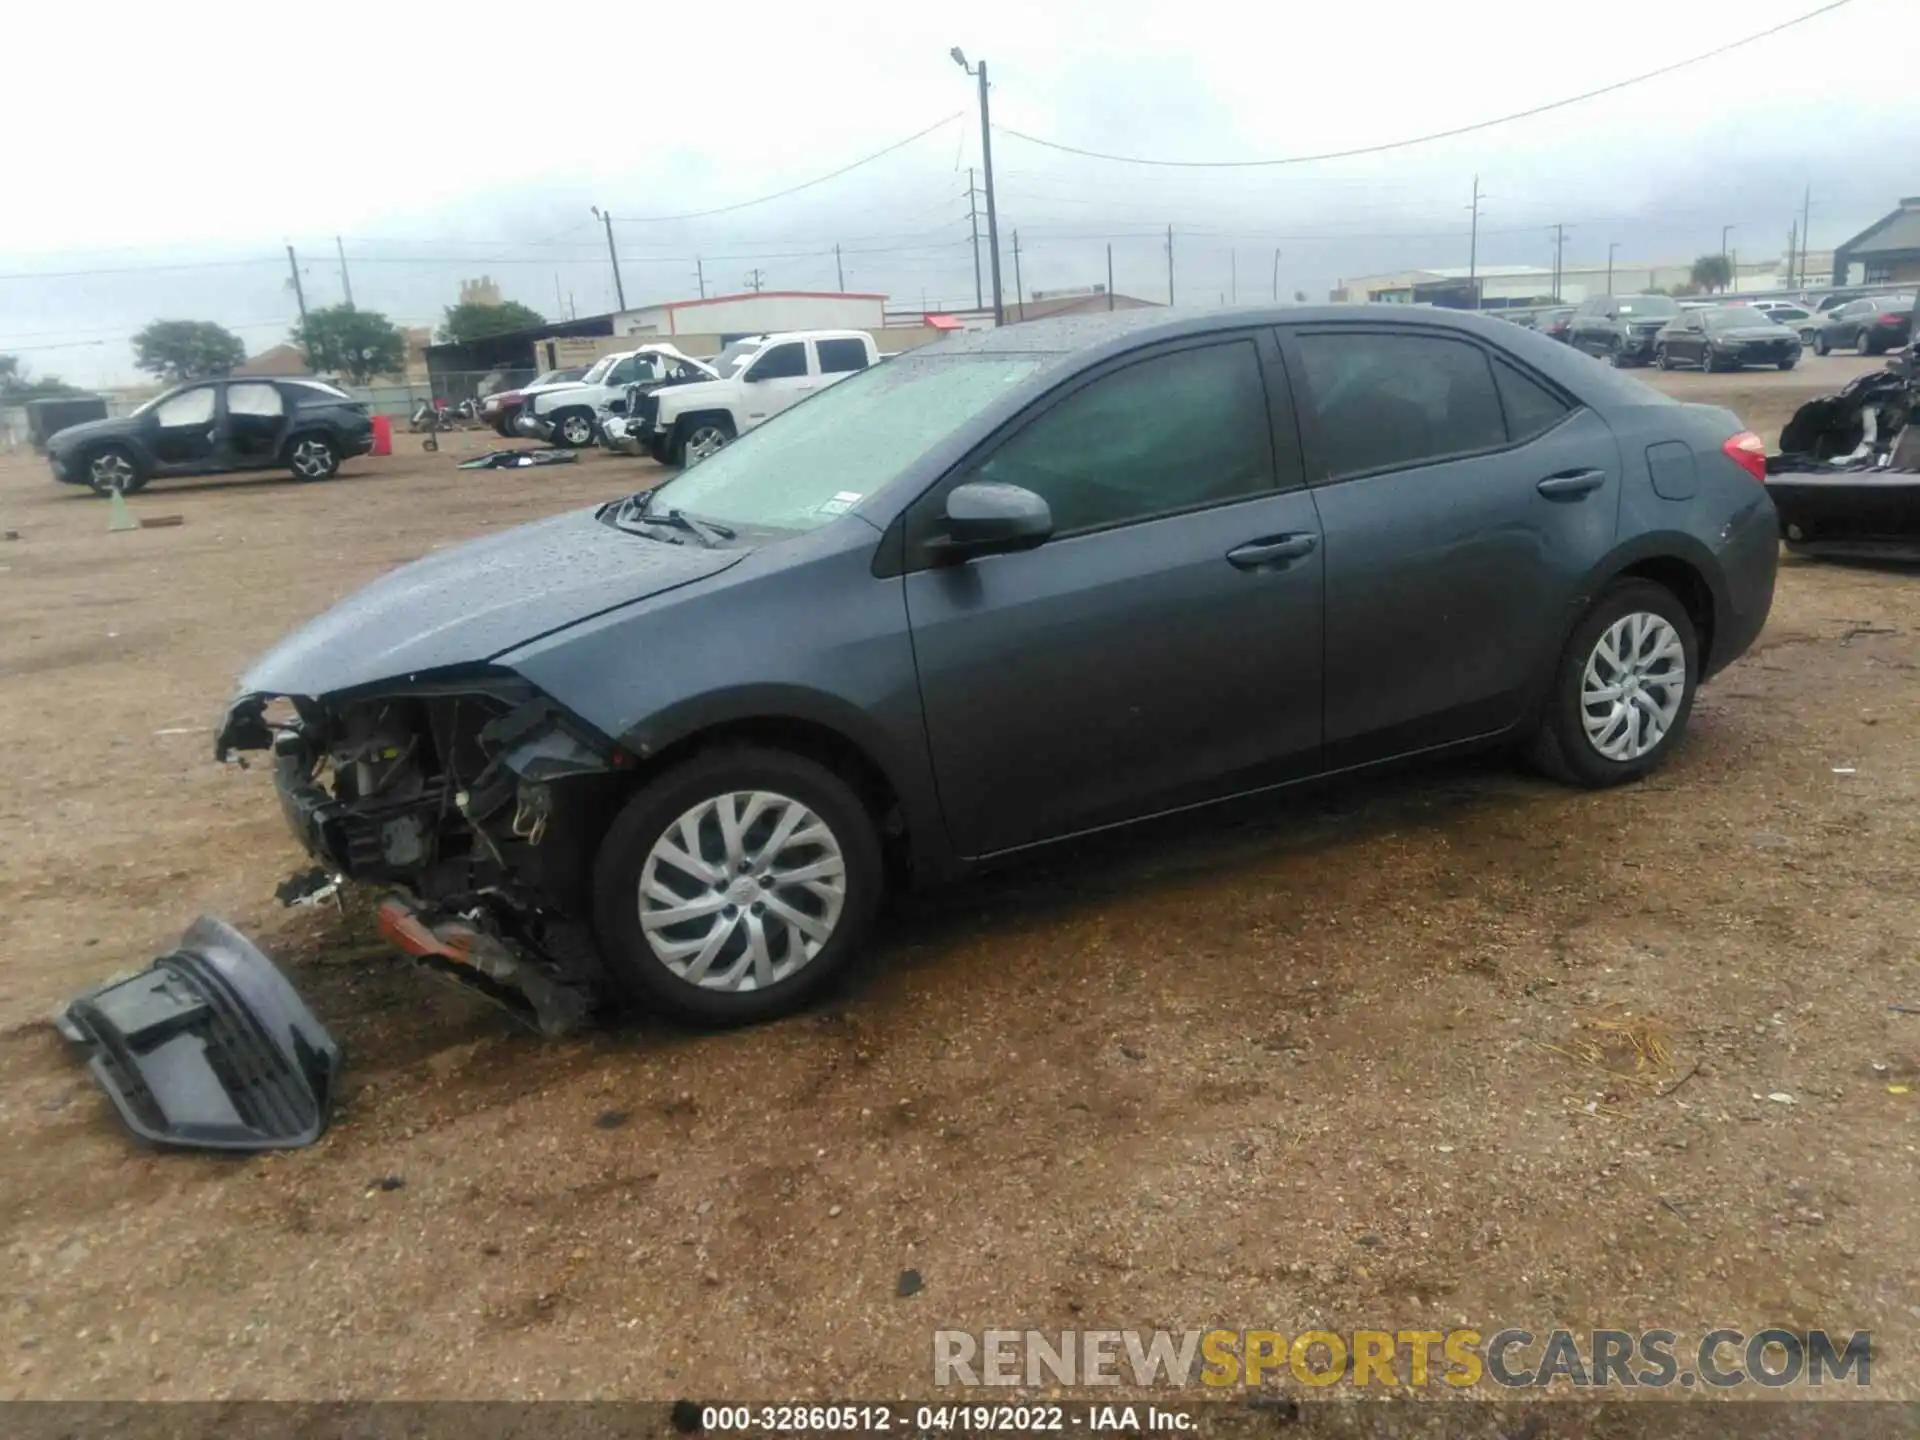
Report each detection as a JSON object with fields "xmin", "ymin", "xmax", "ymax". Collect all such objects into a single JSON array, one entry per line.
[
  {"xmin": 514, "ymin": 345, "xmax": 716, "ymax": 448},
  {"xmin": 217, "ymin": 306, "xmax": 1778, "ymax": 1035},
  {"xmin": 1767, "ymin": 295, "xmax": 1920, "ymax": 560}
]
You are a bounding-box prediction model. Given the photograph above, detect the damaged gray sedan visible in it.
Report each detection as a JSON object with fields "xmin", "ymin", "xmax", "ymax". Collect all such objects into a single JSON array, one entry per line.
[{"xmin": 217, "ymin": 308, "xmax": 1778, "ymax": 1030}]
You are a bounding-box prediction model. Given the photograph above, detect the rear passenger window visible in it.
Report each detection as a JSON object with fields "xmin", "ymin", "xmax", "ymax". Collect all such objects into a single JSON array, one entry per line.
[
  {"xmin": 226, "ymin": 383, "xmax": 284, "ymax": 418},
  {"xmin": 1294, "ymin": 332, "xmax": 1506, "ymax": 479},
  {"xmin": 816, "ymin": 338, "xmax": 871, "ymax": 374},
  {"xmin": 1493, "ymin": 358, "xmax": 1572, "ymax": 443}
]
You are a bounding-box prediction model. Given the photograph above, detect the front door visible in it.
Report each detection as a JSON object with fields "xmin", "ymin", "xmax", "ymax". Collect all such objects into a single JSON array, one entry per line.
[
  {"xmin": 146, "ymin": 384, "xmax": 222, "ymax": 470},
  {"xmin": 903, "ymin": 333, "xmax": 1325, "ymax": 858},
  {"xmin": 1281, "ymin": 324, "xmax": 1622, "ymax": 766},
  {"xmin": 737, "ymin": 340, "xmax": 818, "ymax": 432}
]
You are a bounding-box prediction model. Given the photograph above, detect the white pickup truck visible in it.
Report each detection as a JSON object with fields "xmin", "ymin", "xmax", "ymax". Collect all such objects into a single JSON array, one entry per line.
[
  {"xmin": 634, "ymin": 329, "xmax": 879, "ymax": 465},
  {"xmin": 515, "ymin": 344, "xmax": 716, "ymax": 447}
]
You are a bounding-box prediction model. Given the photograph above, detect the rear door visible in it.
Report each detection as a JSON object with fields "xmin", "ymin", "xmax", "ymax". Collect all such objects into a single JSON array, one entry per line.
[
  {"xmin": 224, "ymin": 382, "xmax": 290, "ymax": 469},
  {"xmin": 1669, "ymin": 314, "xmax": 1703, "ymax": 365},
  {"xmin": 1280, "ymin": 323, "xmax": 1622, "ymax": 766},
  {"xmin": 903, "ymin": 331, "xmax": 1325, "ymax": 857},
  {"xmin": 738, "ymin": 340, "xmax": 817, "ymax": 431}
]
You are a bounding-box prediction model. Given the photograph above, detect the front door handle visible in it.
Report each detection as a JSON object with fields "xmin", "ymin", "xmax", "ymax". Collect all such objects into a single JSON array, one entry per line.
[
  {"xmin": 1227, "ymin": 533, "xmax": 1318, "ymax": 569},
  {"xmin": 1537, "ymin": 469, "xmax": 1606, "ymax": 499}
]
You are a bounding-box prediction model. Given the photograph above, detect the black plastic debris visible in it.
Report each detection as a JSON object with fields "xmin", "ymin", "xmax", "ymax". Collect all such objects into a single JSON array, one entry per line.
[
  {"xmin": 456, "ymin": 448, "xmax": 580, "ymax": 470},
  {"xmin": 55, "ymin": 916, "xmax": 341, "ymax": 1152}
]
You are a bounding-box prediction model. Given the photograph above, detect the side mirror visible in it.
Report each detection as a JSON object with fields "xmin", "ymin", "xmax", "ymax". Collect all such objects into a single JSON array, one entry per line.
[{"xmin": 930, "ymin": 481, "xmax": 1053, "ymax": 562}]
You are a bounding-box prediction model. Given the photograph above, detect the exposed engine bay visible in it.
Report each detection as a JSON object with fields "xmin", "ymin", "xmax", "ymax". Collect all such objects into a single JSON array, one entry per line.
[{"xmin": 216, "ymin": 675, "xmax": 632, "ymax": 1033}]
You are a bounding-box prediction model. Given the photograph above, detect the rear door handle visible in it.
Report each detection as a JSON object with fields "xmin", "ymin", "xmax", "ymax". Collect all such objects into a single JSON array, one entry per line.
[
  {"xmin": 1227, "ymin": 533, "xmax": 1318, "ymax": 569},
  {"xmin": 1537, "ymin": 469, "xmax": 1606, "ymax": 499}
]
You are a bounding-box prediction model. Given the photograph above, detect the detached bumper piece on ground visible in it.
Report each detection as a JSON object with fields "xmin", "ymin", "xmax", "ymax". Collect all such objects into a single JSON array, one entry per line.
[
  {"xmin": 1767, "ymin": 364, "xmax": 1920, "ymax": 561},
  {"xmin": 55, "ymin": 917, "xmax": 341, "ymax": 1152},
  {"xmin": 456, "ymin": 448, "xmax": 579, "ymax": 470}
]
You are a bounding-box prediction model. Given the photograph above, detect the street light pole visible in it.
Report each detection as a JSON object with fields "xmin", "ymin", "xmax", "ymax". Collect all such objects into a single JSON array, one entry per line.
[
  {"xmin": 1607, "ymin": 241, "xmax": 1618, "ymax": 295},
  {"xmin": 592, "ymin": 206, "xmax": 627, "ymax": 311},
  {"xmin": 952, "ymin": 49, "xmax": 1004, "ymax": 326},
  {"xmin": 1720, "ymin": 224, "xmax": 1735, "ymax": 292}
]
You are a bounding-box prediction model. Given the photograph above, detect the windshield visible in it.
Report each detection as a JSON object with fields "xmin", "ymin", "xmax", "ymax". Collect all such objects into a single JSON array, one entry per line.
[
  {"xmin": 1705, "ymin": 308, "xmax": 1777, "ymax": 330},
  {"xmin": 1617, "ymin": 297, "xmax": 1679, "ymax": 318},
  {"xmin": 708, "ymin": 340, "xmax": 764, "ymax": 377},
  {"xmin": 640, "ymin": 353, "xmax": 1045, "ymax": 534},
  {"xmin": 580, "ymin": 354, "xmax": 621, "ymax": 385}
]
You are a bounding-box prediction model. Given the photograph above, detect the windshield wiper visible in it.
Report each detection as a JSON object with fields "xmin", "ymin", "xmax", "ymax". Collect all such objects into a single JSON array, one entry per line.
[{"xmin": 613, "ymin": 489, "xmax": 735, "ymax": 547}]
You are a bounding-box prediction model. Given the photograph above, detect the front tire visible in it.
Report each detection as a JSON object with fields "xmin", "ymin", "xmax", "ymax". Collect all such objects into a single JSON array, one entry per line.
[
  {"xmin": 84, "ymin": 445, "xmax": 147, "ymax": 496},
  {"xmin": 1526, "ymin": 579, "xmax": 1698, "ymax": 789},
  {"xmin": 1606, "ymin": 342, "xmax": 1627, "ymax": 368},
  {"xmin": 1655, "ymin": 345, "xmax": 1673, "ymax": 370},
  {"xmin": 1779, "ymin": 356, "xmax": 1798, "ymax": 371},
  {"xmin": 1814, "ymin": 332, "xmax": 1831, "ymax": 356},
  {"xmin": 553, "ymin": 409, "xmax": 597, "ymax": 448},
  {"xmin": 287, "ymin": 435, "xmax": 338, "ymax": 481},
  {"xmin": 672, "ymin": 415, "xmax": 735, "ymax": 466},
  {"xmin": 591, "ymin": 746, "xmax": 883, "ymax": 1025}
]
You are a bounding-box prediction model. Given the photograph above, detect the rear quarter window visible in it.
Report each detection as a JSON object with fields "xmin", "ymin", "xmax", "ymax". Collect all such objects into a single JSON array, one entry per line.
[{"xmin": 286, "ymin": 380, "xmax": 353, "ymax": 403}]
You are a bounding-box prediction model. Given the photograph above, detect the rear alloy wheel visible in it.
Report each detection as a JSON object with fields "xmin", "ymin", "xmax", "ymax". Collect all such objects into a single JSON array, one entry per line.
[
  {"xmin": 1858, "ymin": 329, "xmax": 1880, "ymax": 356},
  {"xmin": 592, "ymin": 746, "xmax": 882, "ymax": 1025},
  {"xmin": 1526, "ymin": 579, "xmax": 1698, "ymax": 789},
  {"xmin": 85, "ymin": 445, "xmax": 147, "ymax": 496},
  {"xmin": 287, "ymin": 436, "xmax": 338, "ymax": 480},
  {"xmin": 554, "ymin": 410, "xmax": 596, "ymax": 448}
]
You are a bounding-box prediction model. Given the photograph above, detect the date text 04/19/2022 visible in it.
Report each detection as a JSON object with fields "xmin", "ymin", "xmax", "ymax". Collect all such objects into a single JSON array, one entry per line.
[{"xmin": 695, "ymin": 1403, "xmax": 1197, "ymax": 1432}]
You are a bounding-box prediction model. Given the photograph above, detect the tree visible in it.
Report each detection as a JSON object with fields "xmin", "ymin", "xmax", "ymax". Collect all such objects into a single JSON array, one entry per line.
[
  {"xmin": 1690, "ymin": 254, "xmax": 1733, "ymax": 295},
  {"xmin": 0, "ymin": 354, "xmax": 83, "ymax": 399},
  {"xmin": 131, "ymin": 319, "xmax": 247, "ymax": 382},
  {"xmin": 294, "ymin": 305, "xmax": 406, "ymax": 383},
  {"xmin": 438, "ymin": 298, "xmax": 546, "ymax": 345}
]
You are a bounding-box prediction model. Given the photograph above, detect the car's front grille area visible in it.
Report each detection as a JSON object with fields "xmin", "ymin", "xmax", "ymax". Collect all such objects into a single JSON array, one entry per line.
[
  {"xmin": 164, "ymin": 953, "xmax": 324, "ymax": 1140},
  {"xmin": 634, "ymin": 393, "xmax": 661, "ymax": 431}
]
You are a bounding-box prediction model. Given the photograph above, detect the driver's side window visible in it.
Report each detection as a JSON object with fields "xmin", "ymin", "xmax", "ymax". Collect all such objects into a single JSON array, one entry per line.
[
  {"xmin": 746, "ymin": 342, "xmax": 808, "ymax": 381},
  {"xmin": 971, "ymin": 340, "xmax": 1280, "ymax": 536},
  {"xmin": 154, "ymin": 387, "xmax": 216, "ymax": 427}
]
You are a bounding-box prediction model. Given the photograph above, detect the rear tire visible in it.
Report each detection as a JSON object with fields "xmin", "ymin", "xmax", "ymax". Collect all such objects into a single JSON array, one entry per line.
[
  {"xmin": 1859, "ymin": 329, "xmax": 1881, "ymax": 356},
  {"xmin": 591, "ymin": 746, "xmax": 883, "ymax": 1025},
  {"xmin": 84, "ymin": 444, "xmax": 147, "ymax": 496},
  {"xmin": 1525, "ymin": 579, "xmax": 1699, "ymax": 790},
  {"xmin": 287, "ymin": 435, "xmax": 338, "ymax": 481}
]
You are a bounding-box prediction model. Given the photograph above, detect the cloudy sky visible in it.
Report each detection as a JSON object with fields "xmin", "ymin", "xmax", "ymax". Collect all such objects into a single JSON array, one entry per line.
[{"xmin": 3, "ymin": 0, "xmax": 1913, "ymax": 385}]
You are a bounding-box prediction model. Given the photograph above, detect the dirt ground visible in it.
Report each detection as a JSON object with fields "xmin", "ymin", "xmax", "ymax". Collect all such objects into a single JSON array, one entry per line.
[{"xmin": 3, "ymin": 353, "xmax": 1918, "ymax": 1404}]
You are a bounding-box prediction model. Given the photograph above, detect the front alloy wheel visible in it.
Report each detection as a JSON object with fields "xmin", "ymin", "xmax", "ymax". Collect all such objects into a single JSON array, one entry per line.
[
  {"xmin": 639, "ymin": 791, "xmax": 847, "ymax": 992},
  {"xmin": 87, "ymin": 448, "xmax": 141, "ymax": 494},
  {"xmin": 557, "ymin": 411, "xmax": 595, "ymax": 447},
  {"xmin": 684, "ymin": 423, "xmax": 730, "ymax": 463},
  {"xmin": 592, "ymin": 745, "xmax": 882, "ymax": 1024}
]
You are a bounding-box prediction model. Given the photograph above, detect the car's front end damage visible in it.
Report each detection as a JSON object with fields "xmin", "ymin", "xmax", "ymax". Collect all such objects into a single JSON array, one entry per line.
[{"xmin": 218, "ymin": 674, "xmax": 631, "ymax": 1032}]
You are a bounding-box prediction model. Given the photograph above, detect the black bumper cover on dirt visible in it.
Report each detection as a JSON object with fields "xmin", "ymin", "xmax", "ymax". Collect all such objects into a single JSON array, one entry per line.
[{"xmin": 56, "ymin": 916, "xmax": 341, "ymax": 1151}]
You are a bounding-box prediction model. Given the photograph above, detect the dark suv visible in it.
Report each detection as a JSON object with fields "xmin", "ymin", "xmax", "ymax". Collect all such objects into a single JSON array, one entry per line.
[
  {"xmin": 1568, "ymin": 294, "xmax": 1683, "ymax": 367},
  {"xmin": 47, "ymin": 377, "xmax": 374, "ymax": 495}
]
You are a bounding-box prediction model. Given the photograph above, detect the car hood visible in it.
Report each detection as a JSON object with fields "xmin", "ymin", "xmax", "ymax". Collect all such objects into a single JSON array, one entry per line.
[
  {"xmin": 235, "ymin": 506, "xmax": 746, "ymax": 697},
  {"xmin": 653, "ymin": 377, "xmax": 737, "ymax": 410},
  {"xmin": 47, "ymin": 414, "xmax": 139, "ymax": 451}
]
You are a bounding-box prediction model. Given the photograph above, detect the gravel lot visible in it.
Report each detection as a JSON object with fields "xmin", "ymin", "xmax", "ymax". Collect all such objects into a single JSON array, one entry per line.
[{"xmin": 3, "ymin": 352, "xmax": 1917, "ymax": 1404}]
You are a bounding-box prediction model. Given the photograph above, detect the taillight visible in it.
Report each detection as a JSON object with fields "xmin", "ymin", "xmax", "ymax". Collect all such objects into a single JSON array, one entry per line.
[
  {"xmin": 1877, "ymin": 314, "xmax": 1903, "ymax": 326},
  {"xmin": 1722, "ymin": 430, "xmax": 1768, "ymax": 482}
]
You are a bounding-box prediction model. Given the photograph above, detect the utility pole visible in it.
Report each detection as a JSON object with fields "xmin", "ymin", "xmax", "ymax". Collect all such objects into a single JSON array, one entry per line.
[
  {"xmin": 1606, "ymin": 241, "xmax": 1618, "ymax": 296},
  {"xmin": 555, "ymin": 273, "xmax": 564, "ymax": 315},
  {"xmin": 967, "ymin": 167, "xmax": 983, "ymax": 311},
  {"xmin": 1273, "ymin": 249, "xmax": 1281, "ymax": 303},
  {"xmin": 1787, "ymin": 220, "xmax": 1798, "ymax": 290},
  {"xmin": 695, "ymin": 256, "xmax": 706, "ymax": 299},
  {"xmin": 835, "ymin": 244, "xmax": 845, "ymax": 291},
  {"xmin": 1230, "ymin": 249, "xmax": 1237, "ymax": 306},
  {"xmin": 335, "ymin": 236, "xmax": 354, "ymax": 309},
  {"xmin": 1551, "ymin": 224, "xmax": 1566, "ymax": 302},
  {"xmin": 1106, "ymin": 243, "xmax": 1114, "ymax": 311},
  {"xmin": 1166, "ymin": 224, "xmax": 1175, "ymax": 306},
  {"xmin": 1468, "ymin": 175, "xmax": 1482, "ymax": 307},
  {"xmin": 951, "ymin": 50, "xmax": 1004, "ymax": 324},
  {"xmin": 746, "ymin": 268, "xmax": 766, "ymax": 292},
  {"xmin": 1011, "ymin": 230, "xmax": 1024, "ymax": 321},
  {"xmin": 1720, "ymin": 224, "xmax": 1735, "ymax": 293},
  {"xmin": 592, "ymin": 206, "xmax": 626, "ymax": 310},
  {"xmin": 285, "ymin": 245, "xmax": 310, "ymax": 357},
  {"xmin": 1800, "ymin": 184, "xmax": 1812, "ymax": 288}
]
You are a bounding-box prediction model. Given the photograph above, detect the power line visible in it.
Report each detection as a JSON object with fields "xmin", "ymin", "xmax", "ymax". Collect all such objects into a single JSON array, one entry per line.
[
  {"xmin": 609, "ymin": 114, "xmax": 963, "ymax": 222},
  {"xmin": 0, "ymin": 256, "xmax": 281, "ymax": 282},
  {"xmin": 993, "ymin": 0, "xmax": 1859, "ymax": 168}
]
